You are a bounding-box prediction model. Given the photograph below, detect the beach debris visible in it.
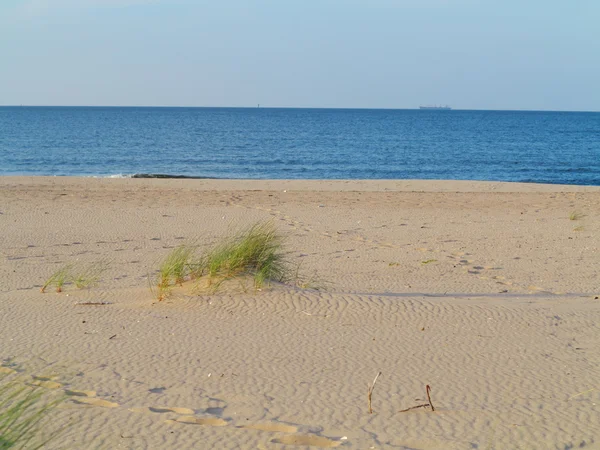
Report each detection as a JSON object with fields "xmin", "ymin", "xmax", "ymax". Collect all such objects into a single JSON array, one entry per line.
[
  {"xmin": 426, "ymin": 384, "xmax": 435, "ymax": 411},
  {"xmin": 569, "ymin": 388, "xmax": 596, "ymax": 400},
  {"xmin": 398, "ymin": 403, "xmax": 429, "ymax": 413},
  {"xmin": 399, "ymin": 384, "xmax": 436, "ymax": 413},
  {"xmin": 74, "ymin": 302, "xmax": 112, "ymax": 306},
  {"xmin": 367, "ymin": 371, "xmax": 382, "ymax": 414}
]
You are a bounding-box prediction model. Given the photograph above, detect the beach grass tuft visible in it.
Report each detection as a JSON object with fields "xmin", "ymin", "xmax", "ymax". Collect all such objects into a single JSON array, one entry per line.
[
  {"xmin": 199, "ymin": 221, "xmax": 290, "ymax": 292},
  {"xmin": 569, "ymin": 210, "xmax": 585, "ymax": 221},
  {"xmin": 160, "ymin": 245, "xmax": 195, "ymax": 287},
  {"xmin": 0, "ymin": 376, "xmax": 63, "ymax": 449},
  {"xmin": 152, "ymin": 245, "xmax": 196, "ymax": 301},
  {"xmin": 151, "ymin": 221, "xmax": 322, "ymax": 299},
  {"xmin": 41, "ymin": 261, "xmax": 109, "ymax": 293},
  {"xmin": 40, "ymin": 265, "xmax": 72, "ymax": 293}
]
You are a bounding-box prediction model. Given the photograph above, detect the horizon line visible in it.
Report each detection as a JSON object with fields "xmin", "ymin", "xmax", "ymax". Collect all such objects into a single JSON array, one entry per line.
[{"xmin": 0, "ymin": 105, "xmax": 598, "ymax": 113}]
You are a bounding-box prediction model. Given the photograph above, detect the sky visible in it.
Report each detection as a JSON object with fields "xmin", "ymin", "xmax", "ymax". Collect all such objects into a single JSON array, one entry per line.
[{"xmin": 0, "ymin": 0, "xmax": 599, "ymax": 110}]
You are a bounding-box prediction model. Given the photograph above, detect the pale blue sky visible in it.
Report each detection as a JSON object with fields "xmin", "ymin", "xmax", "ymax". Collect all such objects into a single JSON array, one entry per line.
[{"xmin": 1, "ymin": 0, "xmax": 598, "ymax": 110}]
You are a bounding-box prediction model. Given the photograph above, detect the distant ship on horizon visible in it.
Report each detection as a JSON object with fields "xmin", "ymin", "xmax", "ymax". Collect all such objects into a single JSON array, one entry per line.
[{"xmin": 419, "ymin": 105, "xmax": 452, "ymax": 110}]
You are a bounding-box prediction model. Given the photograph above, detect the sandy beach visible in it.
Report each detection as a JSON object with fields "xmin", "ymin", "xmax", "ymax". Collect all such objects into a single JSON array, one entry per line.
[{"xmin": 1, "ymin": 176, "xmax": 599, "ymax": 449}]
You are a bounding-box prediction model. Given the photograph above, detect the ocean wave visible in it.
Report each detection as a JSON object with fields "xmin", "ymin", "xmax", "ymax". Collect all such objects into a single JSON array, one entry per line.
[{"xmin": 102, "ymin": 173, "xmax": 220, "ymax": 179}]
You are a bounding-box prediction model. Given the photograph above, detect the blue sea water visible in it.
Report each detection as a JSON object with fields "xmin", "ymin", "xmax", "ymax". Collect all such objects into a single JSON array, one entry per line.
[{"xmin": 0, "ymin": 106, "xmax": 598, "ymax": 185}]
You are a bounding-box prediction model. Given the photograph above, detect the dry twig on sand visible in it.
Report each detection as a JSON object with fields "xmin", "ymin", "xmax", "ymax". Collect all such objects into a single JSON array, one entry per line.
[
  {"xmin": 426, "ymin": 384, "xmax": 435, "ymax": 411},
  {"xmin": 367, "ymin": 371, "xmax": 382, "ymax": 414},
  {"xmin": 399, "ymin": 384, "xmax": 436, "ymax": 413}
]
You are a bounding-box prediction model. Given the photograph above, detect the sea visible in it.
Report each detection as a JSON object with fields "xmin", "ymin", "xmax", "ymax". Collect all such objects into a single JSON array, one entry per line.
[{"xmin": 0, "ymin": 107, "xmax": 598, "ymax": 185}]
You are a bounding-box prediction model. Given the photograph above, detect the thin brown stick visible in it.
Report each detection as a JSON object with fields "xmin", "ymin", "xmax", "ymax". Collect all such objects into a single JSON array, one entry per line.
[
  {"xmin": 426, "ymin": 384, "xmax": 435, "ymax": 411},
  {"xmin": 74, "ymin": 302, "xmax": 112, "ymax": 306},
  {"xmin": 398, "ymin": 384, "xmax": 436, "ymax": 413},
  {"xmin": 368, "ymin": 371, "xmax": 382, "ymax": 414},
  {"xmin": 398, "ymin": 403, "xmax": 430, "ymax": 413}
]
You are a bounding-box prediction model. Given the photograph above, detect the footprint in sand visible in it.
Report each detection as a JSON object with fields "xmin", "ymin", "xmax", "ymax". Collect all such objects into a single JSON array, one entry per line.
[
  {"xmin": 242, "ymin": 422, "xmax": 298, "ymax": 434},
  {"xmin": 166, "ymin": 416, "xmax": 229, "ymax": 427},
  {"xmin": 65, "ymin": 389, "xmax": 119, "ymax": 408},
  {"xmin": 132, "ymin": 405, "xmax": 229, "ymax": 427},
  {"xmin": 243, "ymin": 422, "xmax": 344, "ymax": 448},
  {"xmin": 65, "ymin": 389, "xmax": 97, "ymax": 398},
  {"xmin": 28, "ymin": 367, "xmax": 348, "ymax": 447},
  {"xmin": 148, "ymin": 406, "xmax": 195, "ymax": 415},
  {"xmin": 31, "ymin": 376, "xmax": 62, "ymax": 389},
  {"xmin": 528, "ymin": 285, "xmax": 548, "ymax": 292},
  {"xmin": 272, "ymin": 434, "xmax": 343, "ymax": 448},
  {"xmin": 73, "ymin": 397, "xmax": 119, "ymax": 408}
]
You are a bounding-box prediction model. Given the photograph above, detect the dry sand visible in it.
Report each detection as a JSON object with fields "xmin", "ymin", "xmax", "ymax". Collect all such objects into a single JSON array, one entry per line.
[{"xmin": 1, "ymin": 176, "xmax": 599, "ymax": 449}]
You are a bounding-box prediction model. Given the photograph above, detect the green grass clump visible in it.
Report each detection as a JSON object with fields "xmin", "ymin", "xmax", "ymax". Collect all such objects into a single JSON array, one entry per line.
[
  {"xmin": 40, "ymin": 265, "xmax": 72, "ymax": 293},
  {"xmin": 161, "ymin": 245, "xmax": 195, "ymax": 286},
  {"xmin": 199, "ymin": 222, "xmax": 290, "ymax": 292},
  {"xmin": 0, "ymin": 376, "xmax": 63, "ymax": 449},
  {"xmin": 41, "ymin": 261, "xmax": 109, "ymax": 293},
  {"xmin": 153, "ymin": 245, "xmax": 196, "ymax": 300},
  {"xmin": 569, "ymin": 210, "xmax": 585, "ymax": 221},
  {"xmin": 151, "ymin": 221, "xmax": 324, "ymax": 300}
]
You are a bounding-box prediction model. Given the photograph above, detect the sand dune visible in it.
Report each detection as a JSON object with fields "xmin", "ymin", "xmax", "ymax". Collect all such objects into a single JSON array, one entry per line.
[{"xmin": 1, "ymin": 177, "xmax": 599, "ymax": 449}]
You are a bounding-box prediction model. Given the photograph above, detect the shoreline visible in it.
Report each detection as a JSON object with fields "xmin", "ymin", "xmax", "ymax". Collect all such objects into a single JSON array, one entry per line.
[{"xmin": 2, "ymin": 175, "xmax": 600, "ymax": 192}]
